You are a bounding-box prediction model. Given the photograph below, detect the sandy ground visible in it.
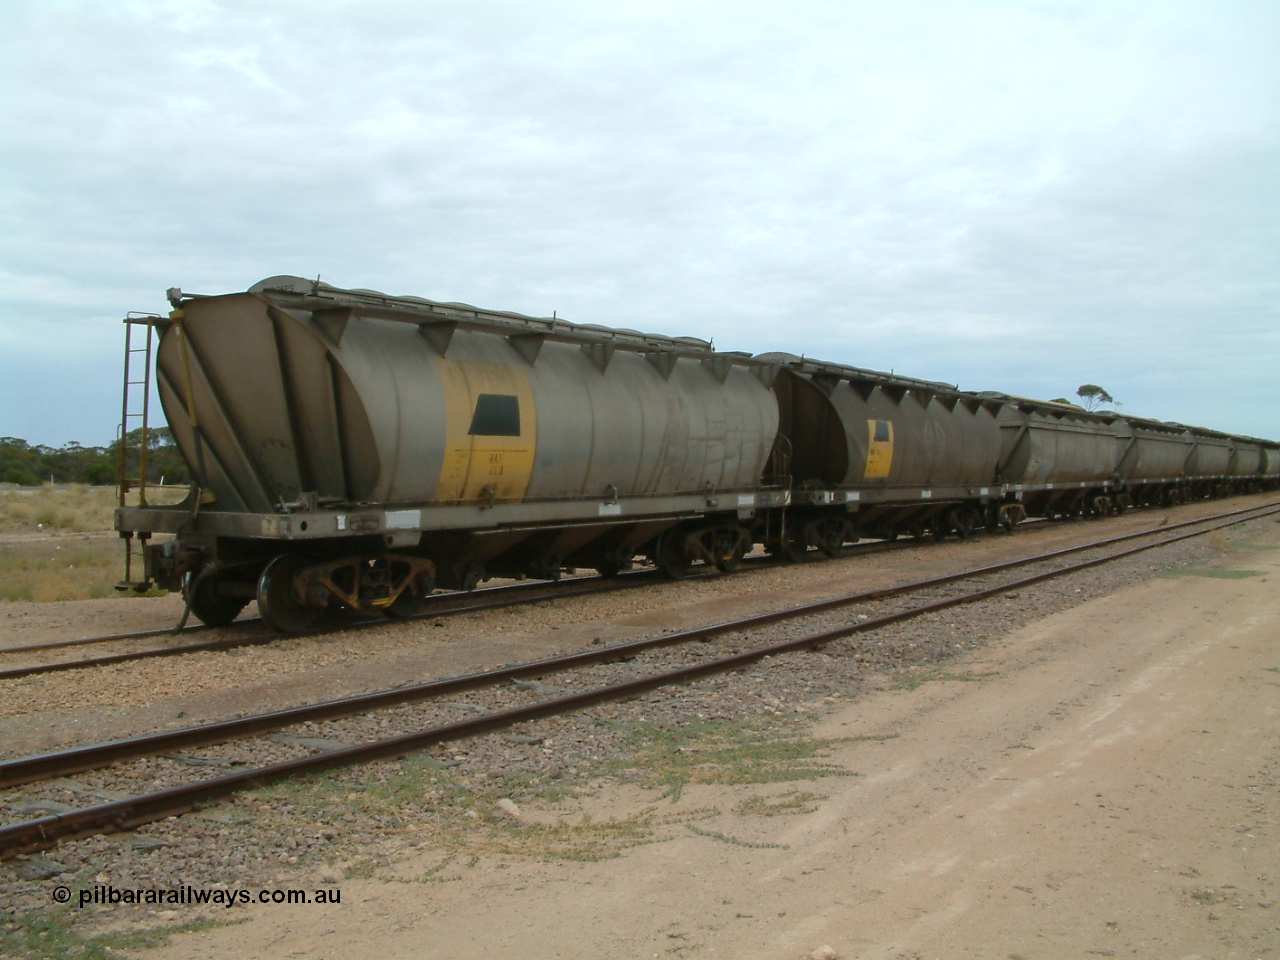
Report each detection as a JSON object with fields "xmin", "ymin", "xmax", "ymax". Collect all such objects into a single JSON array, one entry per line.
[{"xmin": 125, "ymin": 522, "xmax": 1280, "ymax": 960}]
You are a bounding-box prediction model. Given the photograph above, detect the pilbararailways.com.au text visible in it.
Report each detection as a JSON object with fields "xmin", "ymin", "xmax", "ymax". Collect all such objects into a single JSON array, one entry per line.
[{"xmin": 62, "ymin": 884, "xmax": 342, "ymax": 909}]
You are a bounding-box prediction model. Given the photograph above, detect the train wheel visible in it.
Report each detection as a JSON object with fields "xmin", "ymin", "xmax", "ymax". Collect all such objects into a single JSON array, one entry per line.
[
  {"xmin": 185, "ymin": 570, "xmax": 247, "ymax": 627},
  {"xmin": 257, "ymin": 554, "xmax": 321, "ymax": 633},
  {"xmin": 712, "ymin": 526, "xmax": 749, "ymax": 572},
  {"xmin": 385, "ymin": 568, "xmax": 435, "ymax": 619},
  {"xmin": 715, "ymin": 542, "xmax": 747, "ymax": 573},
  {"xmin": 963, "ymin": 507, "xmax": 984, "ymax": 535},
  {"xmin": 655, "ymin": 530, "xmax": 693, "ymax": 578},
  {"xmin": 528, "ymin": 556, "xmax": 563, "ymax": 581},
  {"xmin": 809, "ymin": 518, "xmax": 849, "ymax": 558},
  {"xmin": 385, "ymin": 591, "xmax": 429, "ymax": 618},
  {"xmin": 983, "ymin": 506, "xmax": 1000, "ymax": 534},
  {"xmin": 998, "ymin": 503, "xmax": 1024, "ymax": 531}
]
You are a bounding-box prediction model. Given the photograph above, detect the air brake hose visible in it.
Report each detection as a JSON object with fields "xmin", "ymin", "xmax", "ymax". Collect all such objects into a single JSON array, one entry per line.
[{"xmin": 172, "ymin": 561, "xmax": 221, "ymax": 635}]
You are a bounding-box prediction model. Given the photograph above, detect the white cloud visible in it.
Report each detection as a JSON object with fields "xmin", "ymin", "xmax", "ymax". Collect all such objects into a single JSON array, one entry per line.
[{"xmin": 1, "ymin": 0, "xmax": 1277, "ymax": 441}]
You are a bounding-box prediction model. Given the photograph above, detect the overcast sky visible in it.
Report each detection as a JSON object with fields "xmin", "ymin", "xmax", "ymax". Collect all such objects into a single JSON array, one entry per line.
[{"xmin": 2, "ymin": 0, "xmax": 1277, "ymax": 445}]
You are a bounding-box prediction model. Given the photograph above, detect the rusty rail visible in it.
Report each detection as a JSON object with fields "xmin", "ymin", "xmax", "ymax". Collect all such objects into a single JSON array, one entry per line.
[
  {"xmin": 0, "ymin": 500, "xmax": 1260, "ymax": 678},
  {"xmin": 0, "ymin": 527, "xmax": 937, "ymax": 679},
  {"xmin": 0, "ymin": 569, "xmax": 685, "ymax": 680}
]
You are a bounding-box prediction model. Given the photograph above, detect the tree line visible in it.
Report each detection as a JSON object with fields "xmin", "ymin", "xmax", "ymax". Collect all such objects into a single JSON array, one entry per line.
[{"xmin": 1, "ymin": 429, "xmax": 191, "ymax": 486}]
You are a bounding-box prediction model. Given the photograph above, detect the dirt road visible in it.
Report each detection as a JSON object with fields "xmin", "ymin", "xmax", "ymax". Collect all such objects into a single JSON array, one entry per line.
[{"xmin": 130, "ymin": 524, "xmax": 1279, "ymax": 960}]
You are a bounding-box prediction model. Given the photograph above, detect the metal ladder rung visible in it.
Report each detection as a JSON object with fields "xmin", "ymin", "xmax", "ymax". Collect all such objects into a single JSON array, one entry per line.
[{"xmin": 118, "ymin": 315, "xmax": 160, "ymax": 589}]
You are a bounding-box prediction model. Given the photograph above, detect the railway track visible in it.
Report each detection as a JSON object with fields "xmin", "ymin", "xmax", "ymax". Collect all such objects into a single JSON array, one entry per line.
[
  {"xmin": 0, "ymin": 569, "xmax": 665, "ymax": 681},
  {"xmin": 0, "ymin": 527, "xmax": 942, "ymax": 681},
  {"xmin": 2, "ymin": 498, "xmax": 1275, "ymax": 860},
  {"xmin": 0, "ymin": 500, "xmax": 1253, "ymax": 680}
]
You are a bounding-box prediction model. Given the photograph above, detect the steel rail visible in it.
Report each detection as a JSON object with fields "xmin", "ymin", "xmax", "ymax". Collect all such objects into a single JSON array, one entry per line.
[
  {"xmin": 0, "ymin": 511, "xmax": 1061, "ymax": 661},
  {"xmin": 0, "ymin": 571, "xmax": 664, "ymax": 681},
  {"xmin": 0, "ymin": 498, "xmax": 1238, "ymax": 674},
  {"xmin": 1, "ymin": 502, "xmax": 1275, "ymax": 860},
  {"xmin": 0, "ymin": 498, "xmax": 1256, "ymax": 663},
  {"xmin": 0, "ymin": 527, "xmax": 939, "ymax": 679},
  {"xmin": 2, "ymin": 499, "xmax": 1274, "ymax": 796},
  {"xmin": 0, "ymin": 528, "xmax": 933, "ymax": 660},
  {"xmin": 0, "ymin": 570, "xmax": 646, "ymax": 656}
]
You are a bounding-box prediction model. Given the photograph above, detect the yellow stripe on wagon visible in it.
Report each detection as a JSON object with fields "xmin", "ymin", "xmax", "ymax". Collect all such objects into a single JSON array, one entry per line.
[
  {"xmin": 434, "ymin": 358, "xmax": 538, "ymax": 503},
  {"xmin": 864, "ymin": 419, "xmax": 894, "ymax": 480}
]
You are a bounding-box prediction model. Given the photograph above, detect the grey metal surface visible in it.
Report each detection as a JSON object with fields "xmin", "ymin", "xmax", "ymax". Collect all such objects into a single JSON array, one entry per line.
[
  {"xmin": 1115, "ymin": 419, "xmax": 1193, "ymax": 481},
  {"xmin": 767, "ymin": 365, "xmax": 1002, "ymax": 489},
  {"xmin": 1185, "ymin": 429, "xmax": 1233, "ymax": 477},
  {"xmin": 1231, "ymin": 442, "xmax": 1262, "ymax": 477},
  {"xmin": 989, "ymin": 400, "xmax": 1119, "ymax": 485},
  {"xmin": 1263, "ymin": 445, "xmax": 1280, "ymax": 476},
  {"xmin": 158, "ymin": 282, "xmax": 778, "ymax": 517}
]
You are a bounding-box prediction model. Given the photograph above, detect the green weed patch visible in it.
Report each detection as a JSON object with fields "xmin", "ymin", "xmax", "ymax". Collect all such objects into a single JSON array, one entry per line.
[
  {"xmin": 0, "ymin": 909, "xmax": 236, "ymax": 960},
  {"xmin": 600, "ymin": 715, "xmax": 854, "ymax": 802},
  {"xmin": 892, "ymin": 668, "xmax": 998, "ymax": 691},
  {"xmin": 1159, "ymin": 567, "xmax": 1264, "ymax": 580}
]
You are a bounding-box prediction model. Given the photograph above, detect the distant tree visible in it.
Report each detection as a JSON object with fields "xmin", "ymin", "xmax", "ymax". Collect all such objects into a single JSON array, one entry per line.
[
  {"xmin": 85, "ymin": 462, "xmax": 116, "ymax": 485},
  {"xmin": 1, "ymin": 438, "xmax": 43, "ymax": 485},
  {"xmin": 112, "ymin": 427, "xmax": 190, "ymax": 486},
  {"xmin": 1076, "ymin": 384, "xmax": 1116, "ymax": 412},
  {"xmin": 3, "ymin": 463, "xmax": 42, "ymax": 485},
  {"xmin": 0, "ymin": 430, "xmax": 189, "ymax": 487}
]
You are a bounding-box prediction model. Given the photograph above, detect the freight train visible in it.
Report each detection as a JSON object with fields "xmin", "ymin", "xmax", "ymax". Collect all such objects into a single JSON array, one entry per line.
[{"xmin": 113, "ymin": 277, "xmax": 1280, "ymax": 631}]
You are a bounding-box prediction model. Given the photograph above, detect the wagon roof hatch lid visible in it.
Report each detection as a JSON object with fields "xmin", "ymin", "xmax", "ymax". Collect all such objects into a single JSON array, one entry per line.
[
  {"xmin": 223, "ymin": 275, "xmax": 763, "ymax": 369},
  {"xmin": 756, "ymin": 352, "xmax": 960, "ymax": 395},
  {"xmin": 976, "ymin": 391, "xmax": 1124, "ymax": 423},
  {"xmin": 1113, "ymin": 414, "xmax": 1191, "ymax": 435}
]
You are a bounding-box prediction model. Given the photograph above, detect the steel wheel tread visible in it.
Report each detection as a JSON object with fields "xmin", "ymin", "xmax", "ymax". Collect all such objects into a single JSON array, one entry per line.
[{"xmin": 257, "ymin": 554, "xmax": 321, "ymax": 633}]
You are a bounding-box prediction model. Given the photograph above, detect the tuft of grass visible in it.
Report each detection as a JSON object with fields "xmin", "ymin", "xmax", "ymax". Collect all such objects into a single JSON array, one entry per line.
[
  {"xmin": 686, "ymin": 824, "xmax": 787, "ymax": 849},
  {"xmin": 1158, "ymin": 567, "xmax": 1265, "ymax": 580},
  {"xmin": 241, "ymin": 715, "xmax": 853, "ymax": 868},
  {"xmin": 248, "ymin": 757, "xmax": 712, "ymax": 866},
  {"xmin": 0, "ymin": 484, "xmax": 187, "ymax": 535},
  {"xmin": 0, "ymin": 485, "xmax": 185, "ymax": 601},
  {"xmin": 0, "ymin": 909, "xmax": 237, "ymax": 960},
  {"xmin": 892, "ymin": 668, "xmax": 998, "ymax": 691},
  {"xmin": 0, "ymin": 539, "xmax": 168, "ymax": 602},
  {"xmin": 736, "ymin": 789, "xmax": 824, "ymax": 817},
  {"xmin": 599, "ymin": 715, "xmax": 855, "ymax": 803},
  {"xmin": 481, "ymin": 806, "xmax": 711, "ymax": 862}
]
